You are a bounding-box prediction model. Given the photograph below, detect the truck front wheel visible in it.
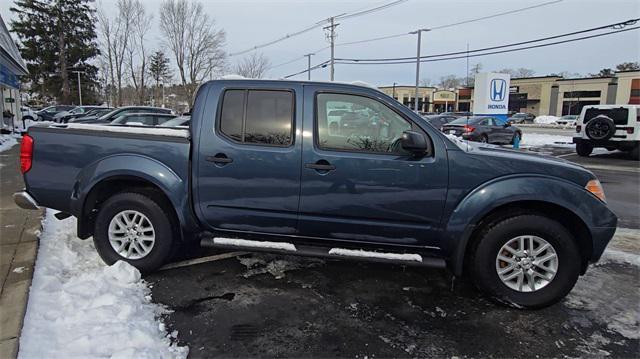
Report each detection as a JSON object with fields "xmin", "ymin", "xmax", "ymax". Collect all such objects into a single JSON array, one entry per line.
[
  {"xmin": 93, "ymin": 192, "xmax": 174, "ymax": 273},
  {"xmin": 470, "ymin": 214, "xmax": 581, "ymax": 308},
  {"xmin": 576, "ymin": 141, "xmax": 593, "ymax": 157}
]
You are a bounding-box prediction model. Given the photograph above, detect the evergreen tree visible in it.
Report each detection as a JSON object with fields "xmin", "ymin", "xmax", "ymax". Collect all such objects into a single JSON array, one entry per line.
[
  {"xmin": 11, "ymin": 0, "xmax": 101, "ymax": 104},
  {"xmin": 148, "ymin": 50, "xmax": 173, "ymax": 105}
]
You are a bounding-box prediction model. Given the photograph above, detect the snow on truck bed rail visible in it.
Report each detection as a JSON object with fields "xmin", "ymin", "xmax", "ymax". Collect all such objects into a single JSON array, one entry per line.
[{"xmin": 39, "ymin": 123, "xmax": 190, "ymax": 138}]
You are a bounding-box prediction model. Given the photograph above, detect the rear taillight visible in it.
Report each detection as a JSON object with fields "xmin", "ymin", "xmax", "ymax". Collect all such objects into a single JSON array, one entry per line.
[
  {"xmin": 576, "ymin": 125, "xmax": 581, "ymax": 133},
  {"xmin": 463, "ymin": 125, "xmax": 475, "ymax": 133},
  {"xmin": 20, "ymin": 134, "xmax": 33, "ymax": 174}
]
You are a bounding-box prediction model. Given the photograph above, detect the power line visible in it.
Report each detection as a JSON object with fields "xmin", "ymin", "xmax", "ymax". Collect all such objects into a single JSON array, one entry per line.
[
  {"xmin": 229, "ymin": 0, "xmax": 407, "ymax": 57},
  {"xmin": 283, "ymin": 60, "xmax": 330, "ymax": 78},
  {"xmin": 334, "ymin": 27, "xmax": 639, "ymax": 65},
  {"xmin": 273, "ymin": 0, "xmax": 567, "ymax": 74},
  {"xmin": 334, "ymin": 0, "xmax": 566, "ymax": 47},
  {"xmin": 283, "ymin": 25, "xmax": 638, "ymax": 77},
  {"xmin": 334, "ymin": 18, "xmax": 639, "ymax": 62}
]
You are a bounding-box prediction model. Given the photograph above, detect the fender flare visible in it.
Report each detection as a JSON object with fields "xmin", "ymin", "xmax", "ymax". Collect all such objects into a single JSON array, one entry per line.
[
  {"xmin": 70, "ymin": 154, "xmax": 191, "ymax": 237},
  {"xmin": 444, "ymin": 174, "xmax": 606, "ymax": 276}
]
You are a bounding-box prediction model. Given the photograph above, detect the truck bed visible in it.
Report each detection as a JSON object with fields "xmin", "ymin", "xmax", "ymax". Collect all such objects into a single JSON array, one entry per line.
[{"xmin": 24, "ymin": 123, "xmax": 191, "ymax": 215}]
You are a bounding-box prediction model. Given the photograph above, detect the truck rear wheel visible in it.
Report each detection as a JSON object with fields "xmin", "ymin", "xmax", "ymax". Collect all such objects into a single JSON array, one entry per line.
[
  {"xmin": 93, "ymin": 192, "xmax": 174, "ymax": 273},
  {"xmin": 576, "ymin": 141, "xmax": 593, "ymax": 157},
  {"xmin": 470, "ymin": 214, "xmax": 581, "ymax": 309}
]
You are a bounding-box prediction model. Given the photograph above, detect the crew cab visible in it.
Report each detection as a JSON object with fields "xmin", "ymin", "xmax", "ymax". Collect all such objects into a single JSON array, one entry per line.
[{"xmin": 14, "ymin": 80, "xmax": 617, "ymax": 308}]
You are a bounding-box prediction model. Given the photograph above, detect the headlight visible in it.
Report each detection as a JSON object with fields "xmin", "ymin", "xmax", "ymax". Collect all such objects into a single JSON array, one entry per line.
[{"xmin": 585, "ymin": 179, "xmax": 606, "ymax": 203}]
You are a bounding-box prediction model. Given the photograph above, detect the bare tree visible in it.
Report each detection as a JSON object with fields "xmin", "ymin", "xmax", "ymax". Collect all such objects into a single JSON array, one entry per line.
[
  {"xmin": 97, "ymin": 0, "xmax": 135, "ymax": 106},
  {"xmin": 126, "ymin": 0, "xmax": 152, "ymax": 104},
  {"xmin": 235, "ymin": 53, "xmax": 271, "ymax": 79},
  {"xmin": 496, "ymin": 67, "xmax": 535, "ymax": 78},
  {"xmin": 160, "ymin": 0, "xmax": 226, "ymax": 100},
  {"xmin": 438, "ymin": 75, "xmax": 463, "ymax": 89}
]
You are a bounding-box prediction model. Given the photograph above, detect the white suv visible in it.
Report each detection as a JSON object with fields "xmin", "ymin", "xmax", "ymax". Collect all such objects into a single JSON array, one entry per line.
[{"xmin": 573, "ymin": 105, "xmax": 639, "ymax": 160}]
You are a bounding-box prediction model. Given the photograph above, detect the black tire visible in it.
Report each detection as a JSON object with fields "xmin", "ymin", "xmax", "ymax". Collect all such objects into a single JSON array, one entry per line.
[
  {"xmin": 630, "ymin": 145, "xmax": 639, "ymax": 161},
  {"xmin": 470, "ymin": 214, "xmax": 581, "ymax": 309},
  {"xmin": 479, "ymin": 134, "xmax": 489, "ymax": 143},
  {"xmin": 576, "ymin": 141, "xmax": 593, "ymax": 157},
  {"xmin": 93, "ymin": 192, "xmax": 175, "ymax": 273},
  {"xmin": 585, "ymin": 115, "xmax": 615, "ymax": 141},
  {"xmin": 23, "ymin": 116, "xmax": 33, "ymax": 121}
]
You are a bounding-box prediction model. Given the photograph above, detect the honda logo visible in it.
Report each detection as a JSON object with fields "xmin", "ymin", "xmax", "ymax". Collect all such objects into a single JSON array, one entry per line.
[{"xmin": 490, "ymin": 79, "xmax": 506, "ymax": 102}]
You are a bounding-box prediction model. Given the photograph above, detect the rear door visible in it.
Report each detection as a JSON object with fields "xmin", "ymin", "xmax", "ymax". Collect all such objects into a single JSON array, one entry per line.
[
  {"xmin": 298, "ymin": 85, "xmax": 448, "ymax": 248},
  {"xmin": 196, "ymin": 85, "xmax": 303, "ymax": 235}
]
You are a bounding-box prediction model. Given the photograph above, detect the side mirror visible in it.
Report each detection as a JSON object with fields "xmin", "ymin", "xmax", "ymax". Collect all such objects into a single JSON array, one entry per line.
[
  {"xmin": 400, "ymin": 130, "xmax": 430, "ymax": 156},
  {"xmin": 504, "ymin": 121, "xmax": 512, "ymax": 127}
]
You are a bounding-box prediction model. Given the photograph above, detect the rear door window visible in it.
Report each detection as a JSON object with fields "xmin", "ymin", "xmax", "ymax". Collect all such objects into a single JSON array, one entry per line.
[{"xmin": 219, "ymin": 89, "xmax": 294, "ymax": 146}]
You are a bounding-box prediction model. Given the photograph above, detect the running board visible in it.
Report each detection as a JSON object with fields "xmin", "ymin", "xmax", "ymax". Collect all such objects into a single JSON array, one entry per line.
[{"xmin": 201, "ymin": 237, "xmax": 446, "ymax": 269}]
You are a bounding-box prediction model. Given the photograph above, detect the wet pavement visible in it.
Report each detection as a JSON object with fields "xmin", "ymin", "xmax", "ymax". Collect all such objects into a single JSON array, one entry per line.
[{"xmin": 148, "ymin": 252, "xmax": 639, "ymax": 358}]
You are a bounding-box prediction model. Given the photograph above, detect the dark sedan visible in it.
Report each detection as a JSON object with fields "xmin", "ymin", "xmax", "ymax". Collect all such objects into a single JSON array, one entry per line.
[
  {"xmin": 35, "ymin": 105, "xmax": 75, "ymax": 122},
  {"xmin": 508, "ymin": 112, "xmax": 536, "ymax": 124},
  {"xmin": 109, "ymin": 113, "xmax": 177, "ymax": 126},
  {"xmin": 441, "ymin": 116, "xmax": 521, "ymax": 144},
  {"xmin": 422, "ymin": 114, "xmax": 461, "ymax": 129},
  {"xmin": 70, "ymin": 106, "xmax": 173, "ymax": 124}
]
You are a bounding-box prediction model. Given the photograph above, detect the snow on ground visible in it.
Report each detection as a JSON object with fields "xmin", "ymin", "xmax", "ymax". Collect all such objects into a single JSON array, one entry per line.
[
  {"xmin": 19, "ymin": 210, "xmax": 188, "ymax": 359},
  {"xmin": 0, "ymin": 135, "xmax": 18, "ymax": 152},
  {"xmin": 328, "ymin": 248, "xmax": 423, "ymax": 262},
  {"xmin": 534, "ymin": 115, "xmax": 560, "ymax": 124},
  {"xmin": 520, "ymin": 133, "xmax": 574, "ymax": 147}
]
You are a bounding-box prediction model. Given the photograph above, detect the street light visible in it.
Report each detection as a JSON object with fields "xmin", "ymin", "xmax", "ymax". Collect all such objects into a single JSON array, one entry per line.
[
  {"xmin": 70, "ymin": 69, "xmax": 85, "ymax": 106},
  {"xmin": 410, "ymin": 28, "xmax": 430, "ymax": 112}
]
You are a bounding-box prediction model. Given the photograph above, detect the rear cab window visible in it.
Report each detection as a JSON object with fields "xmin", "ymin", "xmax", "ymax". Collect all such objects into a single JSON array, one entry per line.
[{"xmin": 219, "ymin": 89, "xmax": 294, "ymax": 146}]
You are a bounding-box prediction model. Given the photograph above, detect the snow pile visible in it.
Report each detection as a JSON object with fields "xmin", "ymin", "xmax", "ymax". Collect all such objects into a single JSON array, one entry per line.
[
  {"xmin": 0, "ymin": 135, "xmax": 18, "ymax": 152},
  {"xmin": 519, "ymin": 133, "xmax": 574, "ymax": 147},
  {"xmin": 221, "ymin": 74, "xmax": 247, "ymax": 80},
  {"xmin": 213, "ymin": 237, "xmax": 297, "ymax": 251},
  {"xmin": 19, "ymin": 210, "xmax": 188, "ymax": 358},
  {"xmin": 533, "ymin": 115, "xmax": 560, "ymax": 125}
]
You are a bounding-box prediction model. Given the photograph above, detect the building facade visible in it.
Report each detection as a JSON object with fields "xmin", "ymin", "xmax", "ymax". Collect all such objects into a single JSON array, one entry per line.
[
  {"xmin": 380, "ymin": 71, "xmax": 640, "ymax": 116},
  {"xmin": 1, "ymin": 14, "xmax": 28, "ymax": 129}
]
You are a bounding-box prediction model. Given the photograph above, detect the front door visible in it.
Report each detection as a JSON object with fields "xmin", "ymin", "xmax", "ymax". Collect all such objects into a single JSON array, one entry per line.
[
  {"xmin": 196, "ymin": 85, "xmax": 302, "ymax": 234},
  {"xmin": 298, "ymin": 86, "xmax": 449, "ymax": 249}
]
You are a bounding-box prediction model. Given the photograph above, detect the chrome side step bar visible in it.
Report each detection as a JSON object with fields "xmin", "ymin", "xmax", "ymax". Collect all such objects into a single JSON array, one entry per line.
[{"xmin": 201, "ymin": 237, "xmax": 445, "ymax": 268}]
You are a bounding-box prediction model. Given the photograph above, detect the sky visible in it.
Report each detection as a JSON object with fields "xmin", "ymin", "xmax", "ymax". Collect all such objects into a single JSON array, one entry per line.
[{"xmin": 1, "ymin": 0, "xmax": 639, "ymax": 86}]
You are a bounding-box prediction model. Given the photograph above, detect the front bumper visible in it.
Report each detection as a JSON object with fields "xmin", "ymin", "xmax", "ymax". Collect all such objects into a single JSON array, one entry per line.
[{"xmin": 13, "ymin": 191, "xmax": 40, "ymax": 210}]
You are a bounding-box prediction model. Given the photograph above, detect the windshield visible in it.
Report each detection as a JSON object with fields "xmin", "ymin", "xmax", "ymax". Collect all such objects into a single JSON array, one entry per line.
[
  {"xmin": 161, "ymin": 116, "xmax": 190, "ymax": 127},
  {"xmin": 98, "ymin": 108, "xmax": 121, "ymax": 120}
]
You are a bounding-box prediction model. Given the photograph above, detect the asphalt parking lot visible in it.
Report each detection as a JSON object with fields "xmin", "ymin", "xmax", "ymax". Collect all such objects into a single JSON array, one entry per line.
[{"xmin": 147, "ymin": 131, "xmax": 640, "ymax": 358}]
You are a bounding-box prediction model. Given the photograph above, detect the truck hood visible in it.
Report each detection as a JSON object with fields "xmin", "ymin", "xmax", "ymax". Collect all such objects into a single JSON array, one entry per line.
[{"xmin": 444, "ymin": 135, "xmax": 595, "ymax": 186}]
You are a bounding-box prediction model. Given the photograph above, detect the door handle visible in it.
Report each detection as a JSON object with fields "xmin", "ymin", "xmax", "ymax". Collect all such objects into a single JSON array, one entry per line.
[
  {"xmin": 206, "ymin": 154, "xmax": 233, "ymax": 164},
  {"xmin": 305, "ymin": 160, "xmax": 336, "ymax": 172}
]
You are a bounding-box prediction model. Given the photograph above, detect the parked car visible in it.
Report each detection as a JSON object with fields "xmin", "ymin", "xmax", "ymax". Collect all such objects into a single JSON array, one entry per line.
[
  {"xmin": 422, "ymin": 114, "xmax": 460, "ymax": 129},
  {"xmin": 21, "ymin": 106, "xmax": 37, "ymax": 122},
  {"xmin": 35, "ymin": 105, "xmax": 75, "ymax": 122},
  {"xmin": 110, "ymin": 113, "xmax": 177, "ymax": 126},
  {"xmin": 55, "ymin": 106, "xmax": 108, "ymax": 123},
  {"xmin": 508, "ymin": 112, "xmax": 536, "ymax": 124},
  {"xmin": 160, "ymin": 115, "xmax": 190, "ymax": 128},
  {"xmin": 15, "ymin": 79, "xmax": 617, "ymax": 308},
  {"xmin": 573, "ymin": 105, "xmax": 639, "ymax": 159},
  {"xmin": 70, "ymin": 106, "xmax": 173, "ymax": 124},
  {"xmin": 556, "ymin": 115, "xmax": 578, "ymax": 126},
  {"xmin": 442, "ymin": 116, "xmax": 522, "ymax": 144},
  {"xmin": 441, "ymin": 111, "xmax": 472, "ymax": 117}
]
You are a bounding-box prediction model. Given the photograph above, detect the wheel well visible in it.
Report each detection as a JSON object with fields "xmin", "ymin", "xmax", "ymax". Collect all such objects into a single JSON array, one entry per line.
[
  {"xmin": 462, "ymin": 201, "xmax": 593, "ymax": 276},
  {"xmin": 78, "ymin": 176, "xmax": 181, "ymax": 240}
]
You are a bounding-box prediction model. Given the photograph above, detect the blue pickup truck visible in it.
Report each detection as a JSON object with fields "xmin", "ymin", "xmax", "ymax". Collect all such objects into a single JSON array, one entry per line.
[{"xmin": 14, "ymin": 79, "xmax": 617, "ymax": 308}]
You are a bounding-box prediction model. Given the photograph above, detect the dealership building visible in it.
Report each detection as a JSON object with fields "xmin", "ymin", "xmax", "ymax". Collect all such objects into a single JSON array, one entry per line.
[
  {"xmin": 380, "ymin": 70, "xmax": 640, "ymax": 116},
  {"xmin": 0, "ymin": 15, "xmax": 28, "ymax": 129}
]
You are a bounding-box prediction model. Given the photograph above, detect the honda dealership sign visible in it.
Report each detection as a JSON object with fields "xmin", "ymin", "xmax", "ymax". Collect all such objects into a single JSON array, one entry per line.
[{"xmin": 473, "ymin": 72, "xmax": 511, "ymax": 119}]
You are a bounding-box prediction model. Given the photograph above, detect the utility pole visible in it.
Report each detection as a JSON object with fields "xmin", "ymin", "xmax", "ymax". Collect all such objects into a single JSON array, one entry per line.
[
  {"xmin": 410, "ymin": 28, "xmax": 430, "ymax": 112},
  {"xmin": 71, "ymin": 70, "xmax": 85, "ymax": 105},
  {"xmin": 304, "ymin": 53, "xmax": 314, "ymax": 80},
  {"xmin": 324, "ymin": 17, "xmax": 339, "ymax": 81}
]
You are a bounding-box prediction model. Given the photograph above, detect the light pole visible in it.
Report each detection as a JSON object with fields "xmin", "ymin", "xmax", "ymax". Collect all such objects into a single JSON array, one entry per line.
[
  {"xmin": 71, "ymin": 70, "xmax": 85, "ymax": 105},
  {"xmin": 410, "ymin": 28, "xmax": 430, "ymax": 112},
  {"xmin": 304, "ymin": 53, "xmax": 314, "ymax": 80}
]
